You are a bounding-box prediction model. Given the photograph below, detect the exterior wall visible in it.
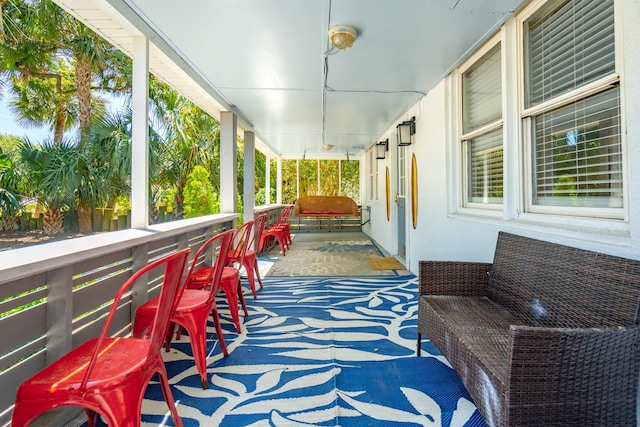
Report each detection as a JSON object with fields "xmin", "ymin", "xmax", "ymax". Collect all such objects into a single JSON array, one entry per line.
[{"xmin": 364, "ymin": 0, "xmax": 640, "ymax": 274}]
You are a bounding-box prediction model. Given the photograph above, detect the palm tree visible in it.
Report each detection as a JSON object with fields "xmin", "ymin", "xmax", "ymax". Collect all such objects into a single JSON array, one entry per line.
[
  {"xmin": 91, "ymin": 103, "xmax": 165, "ymax": 223},
  {"xmin": 8, "ymin": 58, "xmax": 78, "ymax": 144},
  {"xmin": 2, "ymin": 0, "xmax": 131, "ymax": 232},
  {"xmin": 19, "ymin": 139, "xmax": 74, "ymax": 235},
  {"xmin": 0, "ymin": 146, "xmax": 23, "ymax": 230},
  {"xmin": 150, "ymin": 80, "xmax": 220, "ymax": 219}
]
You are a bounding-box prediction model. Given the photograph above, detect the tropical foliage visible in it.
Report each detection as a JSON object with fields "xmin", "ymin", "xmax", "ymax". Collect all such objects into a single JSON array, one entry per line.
[{"xmin": 0, "ymin": 0, "xmax": 360, "ymax": 237}]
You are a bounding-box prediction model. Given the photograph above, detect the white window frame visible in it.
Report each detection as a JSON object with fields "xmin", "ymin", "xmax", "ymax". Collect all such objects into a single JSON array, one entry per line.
[
  {"xmin": 459, "ymin": 33, "xmax": 503, "ymax": 211},
  {"xmin": 368, "ymin": 148, "xmax": 378, "ymax": 202},
  {"xmin": 519, "ymin": 0, "xmax": 626, "ymax": 220}
]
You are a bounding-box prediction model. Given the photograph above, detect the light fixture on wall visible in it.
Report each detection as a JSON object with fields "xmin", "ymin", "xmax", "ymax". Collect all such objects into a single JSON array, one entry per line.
[
  {"xmin": 397, "ymin": 116, "xmax": 416, "ymax": 146},
  {"xmin": 328, "ymin": 25, "xmax": 357, "ymax": 50},
  {"xmin": 323, "ymin": 143, "xmax": 334, "ymax": 151},
  {"xmin": 376, "ymin": 139, "xmax": 389, "ymax": 160}
]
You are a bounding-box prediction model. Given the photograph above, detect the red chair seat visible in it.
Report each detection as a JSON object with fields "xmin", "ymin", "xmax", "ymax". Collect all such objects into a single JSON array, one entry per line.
[{"xmin": 16, "ymin": 337, "xmax": 149, "ymax": 394}]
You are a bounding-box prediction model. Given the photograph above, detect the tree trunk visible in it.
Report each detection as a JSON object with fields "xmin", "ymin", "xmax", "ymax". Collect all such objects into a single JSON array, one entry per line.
[
  {"xmin": 53, "ymin": 104, "xmax": 67, "ymax": 144},
  {"xmin": 75, "ymin": 54, "xmax": 92, "ymax": 148},
  {"xmin": 77, "ymin": 201, "xmax": 92, "ymax": 234},
  {"xmin": 42, "ymin": 209, "xmax": 64, "ymax": 235}
]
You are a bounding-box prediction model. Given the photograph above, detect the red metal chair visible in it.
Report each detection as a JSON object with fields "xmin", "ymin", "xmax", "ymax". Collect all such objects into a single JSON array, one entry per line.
[
  {"xmin": 226, "ymin": 214, "xmax": 266, "ymax": 298},
  {"xmin": 11, "ymin": 249, "xmax": 190, "ymax": 427},
  {"xmin": 187, "ymin": 221, "xmax": 251, "ymax": 333},
  {"xmin": 259, "ymin": 206, "xmax": 293, "ymax": 255},
  {"xmin": 133, "ymin": 229, "xmax": 234, "ymax": 389}
]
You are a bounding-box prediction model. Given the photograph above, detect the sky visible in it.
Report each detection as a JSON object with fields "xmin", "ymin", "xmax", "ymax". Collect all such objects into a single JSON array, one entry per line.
[
  {"xmin": 0, "ymin": 89, "xmax": 129, "ymax": 143},
  {"xmin": 0, "ymin": 95, "xmax": 52, "ymax": 142}
]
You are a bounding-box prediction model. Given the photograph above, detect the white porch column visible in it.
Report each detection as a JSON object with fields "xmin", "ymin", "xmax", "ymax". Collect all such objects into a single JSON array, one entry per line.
[
  {"xmin": 131, "ymin": 36, "xmax": 149, "ymax": 229},
  {"xmin": 243, "ymin": 131, "xmax": 255, "ymax": 222},
  {"xmin": 296, "ymin": 159, "xmax": 300, "ymax": 200},
  {"xmin": 265, "ymin": 151, "xmax": 271, "ymax": 205},
  {"xmin": 276, "ymin": 157, "xmax": 283, "ymax": 204},
  {"xmin": 220, "ymin": 111, "xmax": 238, "ymax": 214}
]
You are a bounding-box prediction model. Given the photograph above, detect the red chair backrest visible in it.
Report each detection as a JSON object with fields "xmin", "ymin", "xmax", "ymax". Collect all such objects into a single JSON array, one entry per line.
[
  {"xmin": 185, "ymin": 229, "xmax": 234, "ymax": 303},
  {"xmin": 250, "ymin": 214, "xmax": 267, "ymax": 251},
  {"xmin": 231, "ymin": 220, "xmax": 253, "ymax": 263},
  {"xmin": 80, "ymin": 248, "xmax": 190, "ymax": 391}
]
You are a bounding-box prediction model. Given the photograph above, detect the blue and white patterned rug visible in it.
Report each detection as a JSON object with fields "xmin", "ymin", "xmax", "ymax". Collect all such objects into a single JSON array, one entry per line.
[{"xmin": 90, "ymin": 276, "xmax": 487, "ymax": 426}]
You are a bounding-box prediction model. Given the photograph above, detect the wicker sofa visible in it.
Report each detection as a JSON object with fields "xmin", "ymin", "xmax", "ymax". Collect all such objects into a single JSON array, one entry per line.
[{"xmin": 417, "ymin": 231, "xmax": 640, "ymax": 427}]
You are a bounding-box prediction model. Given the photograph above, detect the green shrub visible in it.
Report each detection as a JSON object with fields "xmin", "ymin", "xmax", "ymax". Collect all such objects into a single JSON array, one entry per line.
[{"xmin": 183, "ymin": 166, "xmax": 217, "ymax": 218}]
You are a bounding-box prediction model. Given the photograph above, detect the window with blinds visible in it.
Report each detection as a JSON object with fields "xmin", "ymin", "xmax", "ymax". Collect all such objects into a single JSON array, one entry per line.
[
  {"xmin": 525, "ymin": 0, "xmax": 615, "ymax": 107},
  {"xmin": 462, "ymin": 44, "xmax": 502, "ymax": 134},
  {"xmin": 461, "ymin": 43, "xmax": 503, "ymax": 206},
  {"xmin": 525, "ymin": 0, "xmax": 622, "ymax": 213},
  {"xmin": 468, "ymin": 129, "xmax": 504, "ymax": 204},
  {"xmin": 533, "ymin": 88, "xmax": 622, "ymax": 208}
]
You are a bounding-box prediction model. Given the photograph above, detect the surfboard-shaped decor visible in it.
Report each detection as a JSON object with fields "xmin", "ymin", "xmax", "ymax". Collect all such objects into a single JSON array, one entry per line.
[
  {"xmin": 385, "ymin": 167, "xmax": 391, "ymax": 221},
  {"xmin": 411, "ymin": 154, "xmax": 418, "ymax": 229}
]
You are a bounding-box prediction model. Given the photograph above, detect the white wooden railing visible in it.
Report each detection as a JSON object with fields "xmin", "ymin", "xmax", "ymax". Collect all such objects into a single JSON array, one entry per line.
[{"xmin": 0, "ymin": 214, "xmax": 244, "ymax": 426}]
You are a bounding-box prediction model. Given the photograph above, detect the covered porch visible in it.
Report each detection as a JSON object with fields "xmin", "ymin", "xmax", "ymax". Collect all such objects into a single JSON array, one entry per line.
[{"xmin": 2, "ymin": 0, "xmax": 640, "ymax": 425}]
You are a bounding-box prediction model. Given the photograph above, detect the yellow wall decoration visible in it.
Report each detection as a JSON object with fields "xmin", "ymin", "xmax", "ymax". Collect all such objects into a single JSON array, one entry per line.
[
  {"xmin": 411, "ymin": 154, "xmax": 418, "ymax": 229},
  {"xmin": 385, "ymin": 167, "xmax": 391, "ymax": 221}
]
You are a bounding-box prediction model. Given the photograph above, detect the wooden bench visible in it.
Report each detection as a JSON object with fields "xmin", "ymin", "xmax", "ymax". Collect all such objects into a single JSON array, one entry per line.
[
  {"xmin": 293, "ymin": 196, "xmax": 360, "ymax": 232},
  {"xmin": 417, "ymin": 231, "xmax": 640, "ymax": 426}
]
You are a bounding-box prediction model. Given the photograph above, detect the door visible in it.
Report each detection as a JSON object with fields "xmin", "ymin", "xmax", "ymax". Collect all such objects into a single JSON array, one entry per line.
[{"xmin": 396, "ymin": 145, "xmax": 407, "ymax": 258}]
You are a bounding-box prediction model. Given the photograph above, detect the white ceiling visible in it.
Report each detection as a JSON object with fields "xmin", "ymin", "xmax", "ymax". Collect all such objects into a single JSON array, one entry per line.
[{"xmin": 55, "ymin": 0, "xmax": 524, "ymax": 158}]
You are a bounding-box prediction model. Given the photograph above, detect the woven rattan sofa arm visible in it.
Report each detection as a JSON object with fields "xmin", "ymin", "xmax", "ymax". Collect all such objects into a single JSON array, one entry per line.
[
  {"xmin": 506, "ymin": 324, "xmax": 640, "ymax": 425},
  {"xmin": 419, "ymin": 261, "xmax": 492, "ymax": 296}
]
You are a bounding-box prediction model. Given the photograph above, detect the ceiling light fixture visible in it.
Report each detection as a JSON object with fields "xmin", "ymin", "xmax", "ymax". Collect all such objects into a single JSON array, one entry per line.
[{"xmin": 328, "ymin": 25, "xmax": 357, "ymax": 50}]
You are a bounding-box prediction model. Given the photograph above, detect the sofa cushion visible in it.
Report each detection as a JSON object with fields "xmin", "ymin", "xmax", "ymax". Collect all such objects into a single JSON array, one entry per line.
[
  {"xmin": 421, "ymin": 295, "xmax": 522, "ymax": 386},
  {"xmin": 294, "ymin": 196, "xmax": 358, "ymax": 216}
]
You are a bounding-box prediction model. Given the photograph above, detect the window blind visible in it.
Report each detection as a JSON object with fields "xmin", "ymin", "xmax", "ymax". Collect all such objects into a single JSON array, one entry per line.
[
  {"xmin": 462, "ymin": 44, "xmax": 502, "ymax": 134},
  {"xmin": 533, "ymin": 87, "xmax": 622, "ymax": 208},
  {"xmin": 525, "ymin": 0, "xmax": 615, "ymax": 107},
  {"xmin": 467, "ymin": 129, "xmax": 504, "ymax": 204}
]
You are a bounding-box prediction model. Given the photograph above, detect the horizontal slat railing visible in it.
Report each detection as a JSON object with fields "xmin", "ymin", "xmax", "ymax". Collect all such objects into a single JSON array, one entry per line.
[{"xmin": 0, "ymin": 213, "xmax": 237, "ymax": 426}]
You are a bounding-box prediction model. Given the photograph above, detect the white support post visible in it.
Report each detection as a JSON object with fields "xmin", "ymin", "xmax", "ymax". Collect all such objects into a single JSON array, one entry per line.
[
  {"xmin": 244, "ymin": 131, "xmax": 255, "ymax": 222},
  {"xmin": 265, "ymin": 151, "xmax": 271, "ymax": 205},
  {"xmin": 276, "ymin": 157, "xmax": 283, "ymax": 204},
  {"xmin": 131, "ymin": 36, "xmax": 149, "ymax": 229},
  {"xmin": 220, "ymin": 111, "xmax": 238, "ymax": 214},
  {"xmin": 339, "ymin": 160, "xmax": 342, "ymax": 196},
  {"xmin": 317, "ymin": 159, "xmax": 321, "ymax": 195},
  {"xmin": 296, "ymin": 159, "xmax": 300, "ymax": 200},
  {"xmin": 46, "ymin": 266, "xmax": 73, "ymax": 364}
]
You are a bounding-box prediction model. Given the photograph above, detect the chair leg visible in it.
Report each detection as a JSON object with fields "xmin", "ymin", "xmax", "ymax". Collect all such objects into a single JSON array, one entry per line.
[
  {"xmin": 416, "ymin": 333, "xmax": 421, "ymax": 356},
  {"xmin": 254, "ymin": 257, "xmax": 263, "ymax": 289},
  {"xmin": 243, "ymin": 257, "xmax": 258, "ymax": 298},
  {"xmin": 182, "ymin": 312, "xmax": 210, "ymax": 389},
  {"xmin": 165, "ymin": 321, "xmax": 177, "ymax": 352},
  {"xmin": 211, "ymin": 304, "xmax": 228, "ymax": 357},
  {"xmin": 155, "ymin": 366, "xmax": 185, "ymax": 427},
  {"xmin": 237, "ymin": 280, "xmax": 248, "ymax": 316},
  {"xmin": 85, "ymin": 409, "xmax": 97, "ymax": 427},
  {"xmin": 221, "ymin": 286, "xmax": 242, "ymax": 333}
]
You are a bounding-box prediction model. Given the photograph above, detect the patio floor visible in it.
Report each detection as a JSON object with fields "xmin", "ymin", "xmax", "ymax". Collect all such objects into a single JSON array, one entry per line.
[{"xmin": 33, "ymin": 232, "xmax": 485, "ymax": 427}]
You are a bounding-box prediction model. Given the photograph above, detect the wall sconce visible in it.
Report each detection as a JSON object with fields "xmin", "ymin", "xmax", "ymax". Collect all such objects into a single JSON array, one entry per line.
[
  {"xmin": 397, "ymin": 116, "xmax": 416, "ymax": 146},
  {"xmin": 376, "ymin": 139, "xmax": 389, "ymax": 160}
]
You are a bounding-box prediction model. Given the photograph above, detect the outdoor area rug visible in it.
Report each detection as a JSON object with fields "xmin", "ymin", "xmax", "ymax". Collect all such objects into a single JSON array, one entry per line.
[
  {"xmin": 365, "ymin": 256, "xmax": 405, "ymax": 270},
  {"xmin": 260, "ymin": 240, "xmax": 397, "ymax": 277},
  {"xmin": 83, "ymin": 275, "xmax": 486, "ymax": 427}
]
